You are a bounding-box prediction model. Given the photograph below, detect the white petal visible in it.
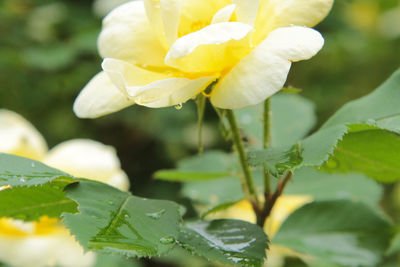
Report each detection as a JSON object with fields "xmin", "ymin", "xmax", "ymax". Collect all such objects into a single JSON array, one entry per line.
[
  {"xmin": 108, "ymin": 170, "xmax": 131, "ymax": 192},
  {"xmin": 0, "ymin": 219, "xmax": 95, "ymax": 267},
  {"xmin": 98, "ymin": 1, "xmax": 167, "ymax": 67},
  {"xmin": 211, "ymin": 4, "xmax": 236, "ymax": 24},
  {"xmin": 211, "ymin": 26, "xmax": 324, "ymax": 109},
  {"xmin": 73, "ymin": 71, "xmax": 135, "ymax": 119},
  {"xmin": 0, "ymin": 110, "xmax": 47, "ymax": 160},
  {"xmin": 44, "ymin": 139, "xmax": 130, "ymax": 190},
  {"xmin": 232, "ymin": 0, "xmax": 260, "ymax": 25},
  {"xmin": 165, "ymin": 22, "xmax": 253, "ymax": 73}
]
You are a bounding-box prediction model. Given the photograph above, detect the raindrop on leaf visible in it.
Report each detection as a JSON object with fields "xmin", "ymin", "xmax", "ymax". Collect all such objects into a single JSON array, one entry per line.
[{"xmin": 159, "ymin": 236, "xmax": 175, "ymax": 244}]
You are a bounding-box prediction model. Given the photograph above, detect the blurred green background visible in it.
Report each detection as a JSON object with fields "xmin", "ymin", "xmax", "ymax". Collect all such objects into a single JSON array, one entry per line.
[{"xmin": 0, "ymin": 0, "xmax": 400, "ymax": 266}]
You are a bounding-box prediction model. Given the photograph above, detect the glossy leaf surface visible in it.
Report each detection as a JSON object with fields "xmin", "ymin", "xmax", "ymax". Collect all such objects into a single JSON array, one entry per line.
[
  {"xmin": 62, "ymin": 180, "xmax": 181, "ymax": 258},
  {"xmin": 178, "ymin": 219, "xmax": 269, "ymax": 266}
]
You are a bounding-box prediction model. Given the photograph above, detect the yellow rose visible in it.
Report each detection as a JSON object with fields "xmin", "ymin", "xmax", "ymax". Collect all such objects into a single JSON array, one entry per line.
[
  {"xmin": 0, "ymin": 109, "xmax": 130, "ymax": 267},
  {"xmin": 73, "ymin": 0, "xmax": 333, "ymax": 118}
]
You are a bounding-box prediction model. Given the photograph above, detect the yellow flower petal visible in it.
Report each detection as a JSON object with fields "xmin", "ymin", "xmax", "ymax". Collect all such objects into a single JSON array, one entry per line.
[
  {"xmin": 177, "ymin": 0, "xmax": 231, "ymax": 37},
  {"xmin": 143, "ymin": 0, "xmax": 181, "ymax": 47},
  {"xmin": 102, "ymin": 58, "xmax": 173, "ymax": 97},
  {"xmin": 265, "ymin": 195, "xmax": 312, "ymax": 237},
  {"xmin": 161, "ymin": 0, "xmax": 182, "ymax": 46},
  {"xmin": 211, "ymin": 26, "xmax": 324, "ymax": 109},
  {"xmin": 144, "ymin": 0, "xmax": 230, "ymax": 46},
  {"xmin": 98, "ymin": 1, "xmax": 167, "ymax": 67},
  {"xmin": 135, "ymin": 76, "xmax": 216, "ymax": 108},
  {"xmin": 102, "ymin": 58, "xmax": 216, "ymax": 108},
  {"xmin": 165, "ymin": 22, "xmax": 253, "ymax": 73},
  {"xmin": 44, "ymin": 139, "xmax": 130, "ymax": 191},
  {"xmin": 0, "ymin": 110, "xmax": 47, "ymax": 160},
  {"xmin": 211, "ymin": 4, "xmax": 236, "ymax": 24},
  {"xmin": 254, "ymin": 0, "xmax": 334, "ymax": 44},
  {"xmin": 73, "ymin": 71, "xmax": 135, "ymax": 119},
  {"xmin": 232, "ymin": 0, "xmax": 260, "ymax": 26}
]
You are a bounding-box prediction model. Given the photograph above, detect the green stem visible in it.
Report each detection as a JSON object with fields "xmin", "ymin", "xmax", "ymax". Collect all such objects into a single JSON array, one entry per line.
[
  {"xmin": 225, "ymin": 110, "xmax": 259, "ymax": 205},
  {"xmin": 263, "ymin": 98, "xmax": 272, "ymax": 198},
  {"xmin": 196, "ymin": 94, "xmax": 206, "ymax": 154}
]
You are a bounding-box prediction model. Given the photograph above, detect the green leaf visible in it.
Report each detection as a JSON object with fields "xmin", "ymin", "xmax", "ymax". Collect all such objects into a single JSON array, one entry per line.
[
  {"xmin": 321, "ymin": 68, "xmax": 400, "ymax": 131},
  {"xmin": 0, "ymin": 153, "xmax": 78, "ymax": 220},
  {"xmin": 201, "ymin": 201, "xmax": 240, "ymax": 219},
  {"xmin": 0, "ymin": 153, "xmax": 74, "ymax": 187},
  {"xmin": 182, "ymin": 177, "xmax": 243, "ymax": 206},
  {"xmin": 273, "ymin": 200, "xmax": 392, "ymax": 267},
  {"xmin": 154, "ymin": 170, "xmax": 230, "ymax": 182},
  {"xmin": 0, "ymin": 181, "xmax": 77, "ymax": 221},
  {"xmin": 322, "ymin": 128, "xmax": 400, "ymax": 182},
  {"xmin": 235, "ymin": 94, "xmax": 316, "ymax": 148},
  {"xmin": 305, "ymin": 68, "xmax": 400, "ymax": 171},
  {"xmin": 286, "ymin": 168, "xmax": 382, "ymax": 207},
  {"xmin": 62, "ymin": 180, "xmax": 181, "ymax": 258},
  {"xmin": 248, "ymin": 144, "xmax": 303, "ymax": 177},
  {"xmin": 250, "ymin": 69, "xmax": 400, "ymax": 182},
  {"xmin": 177, "ymin": 151, "xmax": 263, "ymax": 216},
  {"xmin": 300, "ymin": 125, "xmax": 349, "ymax": 167},
  {"xmin": 154, "ymin": 247, "xmax": 210, "ymax": 267},
  {"xmin": 178, "ymin": 219, "xmax": 269, "ymax": 266},
  {"xmin": 94, "ymin": 254, "xmax": 143, "ymax": 267},
  {"xmin": 386, "ymin": 231, "xmax": 400, "ymax": 256},
  {"xmin": 154, "ymin": 151, "xmax": 238, "ymax": 182},
  {"xmin": 280, "ymin": 87, "xmax": 303, "ymax": 94}
]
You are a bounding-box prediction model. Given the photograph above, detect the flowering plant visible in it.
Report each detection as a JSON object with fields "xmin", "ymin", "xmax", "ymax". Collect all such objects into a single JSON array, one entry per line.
[{"xmin": 2, "ymin": 1, "xmax": 400, "ymax": 267}]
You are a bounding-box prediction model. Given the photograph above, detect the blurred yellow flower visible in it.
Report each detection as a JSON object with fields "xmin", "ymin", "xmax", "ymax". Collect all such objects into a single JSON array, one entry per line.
[
  {"xmin": 0, "ymin": 109, "xmax": 130, "ymax": 267},
  {"xmin": 207, "ymin": 195, "xmax": 312, "ymax": 267},
  {"xmin": 345, "ymin": 1, "xmax": 379, "ymax": 32},
  {"xmin": 208, "ymin": 195, "xmax": 312, "ymax": 237},
  {"xmin": 74, "ymin": 0, "xmax": 333, "ymax": 118}
]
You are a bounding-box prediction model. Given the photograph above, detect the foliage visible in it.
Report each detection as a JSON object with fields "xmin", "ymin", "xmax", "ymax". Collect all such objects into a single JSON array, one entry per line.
[
  {"xmin": 0, "ymin": 154, "xmax": 269, "ymax": 265},
  {"xmin": 249, "ymin": 69, "xmax": 400, "ymax": 183},
  {"xmin": 1, "ymin": 0, "xmax": 400, "ymax": 266}
]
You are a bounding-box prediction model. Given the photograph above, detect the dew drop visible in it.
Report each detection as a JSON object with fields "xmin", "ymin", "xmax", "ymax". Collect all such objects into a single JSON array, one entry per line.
[
  {"xmin": 175, "ymin": 103, "xmax": 183, "ymax": 110},
  {"xmin": 159, "ymin": 236, "xmax": 175, "ymax": 244},
  {"xmin": 30, "ymin": 162, "xmax": 35, "ymax": 168},
  {"xmin": 19, "ymin": 176, "xmax": 26, "ymax": 183},
  {"xmin": 124, "ymin": 214, "xmax": 130, "ymax": 219},
  {"xmin": 146, "ymin": 209, "xmax": 166, "ymax": 220}
]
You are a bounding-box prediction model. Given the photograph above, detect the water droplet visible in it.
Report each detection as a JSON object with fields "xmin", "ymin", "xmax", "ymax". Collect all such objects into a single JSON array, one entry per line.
[
  {"xmin": 19, "ymin": 176, "xmax": 26, "ymax": 183},
  {"xmin": 30, "ymin": 162, "xmax": 35, "ymax": 168},
  {"xmin": 159, "ymin": 236, "xmax": 175, "ymax": 244},
  {"xmin": 175, "ymin": 103, "xmax": 183, "ymax": 110},
  {"xmin": 325, "ymin": 158, "xmax": 339, "ymax": 169},
  {"xmin": 105, "ymin": 200, "xmax": 113, "ymax": 205},
  {"xmin": 146, "ymin": 209, "xmax": 166, "ymax": 220},
  {"xmin": 124, "ymin": 214, "xmax": 130, "ymax": 219}
]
